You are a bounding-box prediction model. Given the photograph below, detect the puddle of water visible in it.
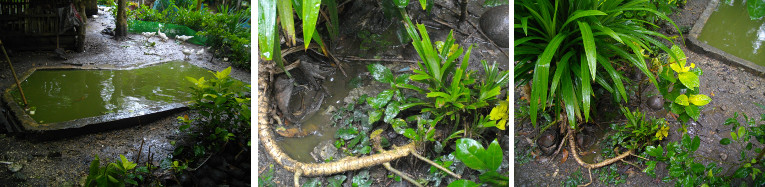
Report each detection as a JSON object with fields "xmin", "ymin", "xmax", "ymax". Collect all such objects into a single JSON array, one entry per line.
[
  {"xmin": 699, "ymin": 0, "xmax": 765, "ymax": 66},
  {"xmin": 10, "ymin": 61, "xmax": 220, "ymax": 124},
  {"xmin": 276, "ymin": 63, "xmax": 368, "ymax": 163}
]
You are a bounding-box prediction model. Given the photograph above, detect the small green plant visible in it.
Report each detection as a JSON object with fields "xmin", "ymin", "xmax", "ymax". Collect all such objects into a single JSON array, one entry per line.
[
  {"xmin": 614, "ymin": 107, "xmax": 667, "ymax": 150},
  {"xmin": 327, "ymin": 175, "xmax": 347, "ymax": 187},
  {"xmin": 719, "ymin": 110, "xmax": 765, "ymax": 183},
  {"xmin": 447, "ymin": 138, "xmax": 508, "ymax": 186},
  {"xmin": 644, "ymin": 134, "xmax": 728, "ymax": 186},
  {"xmin": 596, "ymin": 165, "xmax": 626, "ymax": 185},
  {"xmin": 85, "ymin": 155, "xmax": 141, "ymax": 186},
  {"xmin": 352, "ymin": 170, "xmax": 373, "ymax": 187},
  {"xmin": 258, "ymin": 164, "xmax": 277, "ymax": 187},
  {"xmin": 656, "ymin": 45, "xmax": 711, "ymax": 124},
  {"xmin": 561, "ymin": 169, "xmax": 588, "ymax": 187}
]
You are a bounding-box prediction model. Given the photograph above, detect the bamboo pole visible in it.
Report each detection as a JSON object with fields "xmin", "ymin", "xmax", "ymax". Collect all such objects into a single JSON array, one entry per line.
[{"xmin": 0, "ymin": 40, "xmax": 27, "ymax": 105}]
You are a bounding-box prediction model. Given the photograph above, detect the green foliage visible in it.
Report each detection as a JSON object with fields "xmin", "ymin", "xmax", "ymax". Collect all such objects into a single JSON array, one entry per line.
[
  {"xmin": 561, "ymin": 169, "xmax": 587, "ymax": 187},
  {"xmin": 352, "ymin": 170, "xmax": 373, "ymax": 187},
  {"xmin": 596, "ymin": 165, "xmax": 626, "ymax": 186},
  {"xmin": 427, "ymin": 154, "xmax": 457, "ymax": 186},
  {"xmin": 612, "ymin": 107, "xmax": 667, "ymax": 150},
  {"xmin": 515, "ymin": 0, "xmax": 680, "ymax": 130},
  {"xmin": 448, "ymin": 138, "xmax": 509, "ymax": 186},
  {"xmin": 257, "ymin": 0, "xmax": 340, "ymax": 73},
  {"xmin": 720, "ymin": 111, "xmax": 765, "ymax": 182},
  {"xmin": 747, "ymin": 0, "xmax": 765, "ymax": 20},
  {"xmin": 483, "ymin": 0, "xmax": 509, "ymax": 7},
  {"xmin": 644, "ymin": 134, "xmax": 727, "ymax": 186},
  {"xmin": 185, "ymin": 67, "xmax": 250, "ymax": 146},
  {"xmin": 365, "ymin": 63, "xmax": 424, "ymax": 125},
  {"xmin": 327, "ymin": 175, "xmax": 347, "ymax": 187},
  {"xmin": 85, "ymin": 155, "xmax": 143, "ymax": 187},
  {"xmin": 132, "ymin": 3, "xmax": 251, "ymax": 68},
  {"xmin": 258, "ymin": 164, "xmax": 277, "ymax": 187},
  {"xmin": 656, "ymin": 45, "xmax": 710, "ymax": 123}
]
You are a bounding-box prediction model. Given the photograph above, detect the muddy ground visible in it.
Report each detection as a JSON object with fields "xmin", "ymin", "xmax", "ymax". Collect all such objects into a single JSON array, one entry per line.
[
  {"xmin": 0, "ymin": 6, "xmax": 250, "ymax": 186},
  {"xmin": 515, "ymin": 0, "xmax": 765, "ymax": 186},
  {"xmin": 257, "ymin": 0, "xmax": 510, "ymax": 186}
]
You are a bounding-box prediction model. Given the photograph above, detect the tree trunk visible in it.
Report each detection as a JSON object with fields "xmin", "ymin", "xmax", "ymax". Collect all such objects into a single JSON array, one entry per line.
[
  {"xmin": 115, "ymin": 0, "xmax": 128, "ymax": 38},
  {"xmin": 196, "ymin": 0, "xmax": 202, "ymax": 11}
]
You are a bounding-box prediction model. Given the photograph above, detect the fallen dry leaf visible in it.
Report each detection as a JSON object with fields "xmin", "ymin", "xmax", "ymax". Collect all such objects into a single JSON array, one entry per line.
[{"xmin": 561, "ymin": 148, "xmax": 569, "ymax": 163}]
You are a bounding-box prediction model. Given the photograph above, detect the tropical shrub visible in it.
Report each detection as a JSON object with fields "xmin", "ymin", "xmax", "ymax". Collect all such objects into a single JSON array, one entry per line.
[
  {"xmin": 655, "ymin": 45, "xmax": 711, "ymax": 124},
  {"xmin": 515, "ymin": 0, "xmax": 681, "ymax": 130}
]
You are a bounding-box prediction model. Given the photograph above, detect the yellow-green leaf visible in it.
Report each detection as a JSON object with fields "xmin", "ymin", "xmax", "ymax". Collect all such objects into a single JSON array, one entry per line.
[
  {"xmin": 689, "ymin": 94, "xmax": 711, "ymax": 106},
  {"xmin": 277, "ymin": 0, "xmax": 296, "ymax": 45},
  {"xmin": 678, "ymin": 72, "xmax": 699, "ymax": 89},
  {"xmin": 675, "ymin": 95, "xmax": 689, "ymax": 106},
  {"xmin": 258, "ymin": 0, "xmax": 277, "ymax": 60}
]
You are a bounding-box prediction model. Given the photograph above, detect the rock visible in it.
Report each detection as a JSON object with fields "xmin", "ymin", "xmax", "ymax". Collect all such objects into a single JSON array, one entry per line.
[
  {"xmin": 720, "ymin": 153, "xmax": 727, "ymax": 161},
  {"xmin": 647, "ymin": 95, "xmax": 664, "ymax": 110},
  {"xmin": 538, "ymin": 129, "xmax": 558, "ymax": 155},
  {"xmin": 311, "ymin": 140, "xmax": 340, "ymax": 162},
  {"xmin": 479, "ymin": 5, "xmax": 509, "ymax": 48},
  {"xmin": 8, "ymin": 162, "xmax": 22, "ymax": 172}
]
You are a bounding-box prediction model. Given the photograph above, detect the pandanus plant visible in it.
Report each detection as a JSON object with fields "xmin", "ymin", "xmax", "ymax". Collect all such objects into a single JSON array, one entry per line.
[{"xmin": 515, "ymin": 0, "xmax": 683, "ymax": 169}]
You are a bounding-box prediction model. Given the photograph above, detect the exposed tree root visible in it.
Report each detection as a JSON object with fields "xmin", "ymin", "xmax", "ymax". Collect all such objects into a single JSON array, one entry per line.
[
  {"xmin": 260, "ymin": 67, "xmax": 459, "ymax": 186},
  {"xmin": 577, "ymin": 168, "xmax": 593, "ymax": 187},
  {"xmin": 383, "ymin": 162, "xmax": 422, "ymax": 187},
  {"xmin": 567, "ymin": 127, "xmax": 633, "ymax": 169}
]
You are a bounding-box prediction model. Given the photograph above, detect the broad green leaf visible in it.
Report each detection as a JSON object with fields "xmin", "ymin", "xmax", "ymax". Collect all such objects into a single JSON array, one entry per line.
[
  {"xmin": 691, "ymin": 163, "xmax": 705, "ymax": 174},
  {"xmin": 119, "ymin": 154, "xmax": 136, "ymax": 170},
  {"xmin": 327, "ymin": 175, "xmax": 347, "ymax": 187},
  {"xmin": 258, "ymin": 0, "xmax": 277, "ymax": 59},
  {"xmin": 678, "ymin": 72, "xmax": 700, "ymax": 89},
  {"xmin": 748, "ymin": 0, "xmax": 765, "ymax": 20},
  {"xmin": 691, "ymin": 136, "xmax": 701, "ymax": 152},
  {"xmin": 447, "ymin": 179, "xmax": 481, "ymax": 187},
  {"xmin": 485, "ymin": 139, "xmax": 503, "ymax": 171},
  {"xmin": 646, "ymin": 145, "xmax": 664, "ymax": 157},
  {"xmin": 89, "ymin": 155, "xmax": 101, "ymax": 177},
  {"xmin": 561, "ymin": 72, "xmax": 580, "ymax": 129},
  {"xmin": 669, "ymin": 45, "xmax": 687, "ymax": 65},
  {"xmin": 685, "ymin": 105, "xmax": 700, "ymax": 121},
  {"xmin": 548, "ymin": 52, "xmax": 573, "ymax": 100},
  {"xmin": 352, "ymin": 170, "xmax": 372, "ymax": 187},
  {"xmin": 367, "ymin": 64, "xmax": 394, "ymax": 83},
  {"xmin": 335, "ymin": 127, "xmax": 358, "ymax": 140},
  {"xmin": 577, "ymin": 21, "xmax": 597, "ymax": 80},
  {"xmin": 277, "ymin": 0, "xmax": 295, "ymax": 45},
  {"xmin": 419, "ymin": 0, "xmax": 428, "ymax": 10},
  {"xmin": 403, "ymin": 128, "xmax": 417, "ymax": 140},
  {"xmin": 453, "ymin": 138, "xmax": 490, "ymax": 170},
  {"xmin": 367, "ymin": 90, "xmax": 394, "ymax": 109},
  {"xmin": 383, "ymin": 101, "xmax": 401, "ymax": 123},
  {"xmin": 675, "ymin": 95, "xmax": 689, "ymax": 106},
  {"xmin": 733, "ymin": 167, "xmax": 750, "ymax": 178},
  {"xmin": 738, "ymin": 126, "xmax": 747, "ymax": 140},
  {"xmin": 368, "ymin": 110, "xmax": 382, "ymax": 124},
  {"xmin": 597, "ymin": 55, "xmax": 627, "ymax": 102},
  {"xmin": 720, "ymin": 138, "xmax": 731, "ymax": 145},
  {"xmin": 391, "ymin": 119, "xmax": 407, "ymax": 134},
  {"xmin": 302, "ymin": 0, "xmax": 321, "ymax": 49},
  {"xmin": 643, "ymin": 161, "xmax": 657, "ymax": 177},
  {"xmin": 562, "ymin": 10, "xmax": 607, "ymax": 29},
  {"xmin": 689, "ymin": 94, "xmax": 711, "ymax": 106}
]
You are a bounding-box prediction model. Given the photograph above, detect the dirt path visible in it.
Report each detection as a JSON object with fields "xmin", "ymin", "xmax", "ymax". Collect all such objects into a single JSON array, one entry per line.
[
  {"xmin": 515, "ymin": 0, "xmax": 765, "ymax": 186},
  {"xmin": 0, "ymin": 6, "xmax": 250, "ymax": 186}
]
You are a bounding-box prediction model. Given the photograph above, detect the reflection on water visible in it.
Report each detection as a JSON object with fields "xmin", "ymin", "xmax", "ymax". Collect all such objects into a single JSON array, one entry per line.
[
  {"xmin": 11, "ymin": 61, "xmax": 220, "ymax": 123},
  {"xmin": 699, "ymin": 0, "xmax": 765, "ymax": 66}
]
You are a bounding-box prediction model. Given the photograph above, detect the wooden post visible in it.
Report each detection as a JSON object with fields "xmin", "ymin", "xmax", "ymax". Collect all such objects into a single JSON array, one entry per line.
[
  {"xmin": 76, "ymin": 0, "xmax": 86, "ymax": 52},
  {"xmin": 0, "ymin": 40, "xmax": 28, "ymax": 106}
]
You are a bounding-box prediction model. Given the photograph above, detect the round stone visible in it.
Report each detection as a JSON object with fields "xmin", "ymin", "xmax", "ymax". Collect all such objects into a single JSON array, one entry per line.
[
  {"xmin": 647, "ymin": 95, "xmax": 664, "ymax": 110},
  {"xmin": 480, "ymin": 5, "xmax": 509, "ymax": 48}
]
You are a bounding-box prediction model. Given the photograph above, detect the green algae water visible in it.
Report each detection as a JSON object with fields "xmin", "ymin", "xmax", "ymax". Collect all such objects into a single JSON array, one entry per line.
[
  {"xmin": 10, "ymin": 61, "xmax": 214, "ymax": 124},
  {"xmin": 699, "ymin": 0, "xmax": 765, "ymax": 66}
]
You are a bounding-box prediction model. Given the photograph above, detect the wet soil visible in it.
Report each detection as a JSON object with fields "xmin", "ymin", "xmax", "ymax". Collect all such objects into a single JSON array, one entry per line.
[
  {"xmin": 258, "ymin": 0, "xmax": 510, "ymax": 186},
  {"xmin": 0, "ymin": 6, "xmax": 250, "ymax": 186},
  {"xmin": 515, "ymin": 0, "xmax": 765, "ymax": 186}
]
